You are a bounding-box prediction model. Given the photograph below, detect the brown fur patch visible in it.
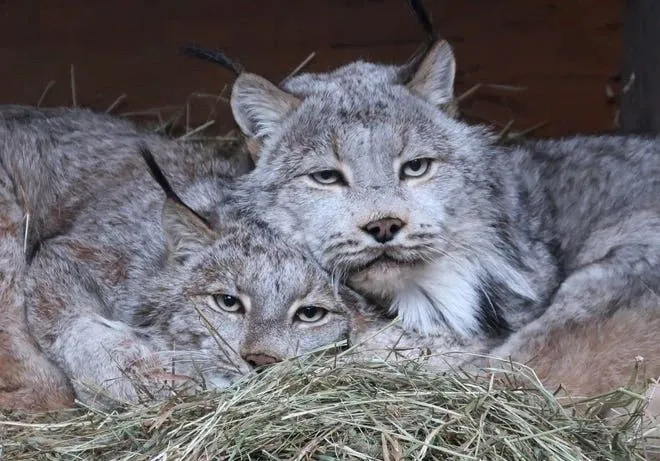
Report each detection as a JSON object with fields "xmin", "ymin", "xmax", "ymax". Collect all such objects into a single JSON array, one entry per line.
[
  {"xmin": 67, "ymin": 241, "xmax": 129, "ymax": 284},
  {"xmin": 0, "ymin": 213, "xmax": 19, "ymax": 236},
  {"xmin": 34, "ymin": 287, "xmax": 66, "ymax": 326},
  {"xmin": 482, "ymin": 309, "xmax": 660, "ymax": 451},
  {"xmin": 525, "ymin": 309, "xmax": 660, "ymax": 398},
  {"xmin": 0, "ymin": 329, "xmax": 75, "ymax": 412},
  {"xmin": 48, "ymin": 204, "xmax": 77, "ymax": 231},
  {"xmin": 0, "ymin": 270, "xmax": 75, "ymax": 412},
  {"xmin": 67, "ymin": 241, "xmax": 98, "ymax": 263},
  {"xmin": 246, "ymin": 136, "xmax": 262, "ymax": 163},
  {"xmin": 0, "ymin": 273, "xmax": 24, "ymax": 325}
]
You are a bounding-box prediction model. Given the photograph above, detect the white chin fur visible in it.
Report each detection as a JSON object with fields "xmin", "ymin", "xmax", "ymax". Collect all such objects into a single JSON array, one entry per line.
[
  {"xmin": 350, "ymin": 257, "xmax": 483, "ymax": 338},
  {"xmin": 393, "ymin": 259, "xmax": 482, "ymax": 337}
]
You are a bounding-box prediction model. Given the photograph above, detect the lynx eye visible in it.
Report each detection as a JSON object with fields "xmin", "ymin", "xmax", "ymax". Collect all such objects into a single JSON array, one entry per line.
[
  {"xmin": 295, "ymin": 305, "xmax": 328, "ymax": 323},
  {"xmin": 400, "ymin": 158, "xmax": 432, "ymax": 179},
  {"xmin": 309, "ymin": 169, "xmax": 344, "ymax": 185},
  {"xmin": 208, "ymin": 294, "xmax": 243, "ymax": 313}
]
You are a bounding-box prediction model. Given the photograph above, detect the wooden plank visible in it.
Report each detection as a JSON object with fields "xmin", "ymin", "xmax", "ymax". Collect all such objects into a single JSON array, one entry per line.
[{"xmin": 0, "ymin": 0, "xmax": 622, "ymax": 137}]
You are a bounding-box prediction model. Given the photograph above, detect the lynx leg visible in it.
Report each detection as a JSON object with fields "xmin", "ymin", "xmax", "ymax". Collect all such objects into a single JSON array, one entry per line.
[
  {"xmin": 24, "ymin": 243, "xmax": 171, "ymax": 408},
  {"xmin": 0, "ymin": 328, "xmax": 76, "ymax": 411},
  {"xmin": 349, "ymin": 310, "xmax": 490, "ymax": 369},
  {"xmin": 491, "ymin": 211, "xmax": 660, "ymax": 363},
  {"xmin": 0, "ymin": 168, "xmax": 75, "ymax": 412}
]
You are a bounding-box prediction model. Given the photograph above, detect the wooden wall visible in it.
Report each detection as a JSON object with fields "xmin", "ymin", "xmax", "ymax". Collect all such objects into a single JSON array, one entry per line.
[{"xmin": 0, "ymin": 0, "xmax": 622, "ymax": 137}]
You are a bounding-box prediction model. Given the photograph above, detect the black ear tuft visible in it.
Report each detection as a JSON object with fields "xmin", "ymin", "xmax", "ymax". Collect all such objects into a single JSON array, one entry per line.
[
  {"xmin": 139, "ymin": 144, "xmax": 211, "ymax": 227},
  {"xmin": 178, "ymin": 43, "xmax": 244, "ymax": 77},
  {"xmin": 399, "ymin": 0, "xmax": 441, "ymax": 84},
  {"xmin": 408, "ymin": 0, "xmax": 436, "ymax": 42}
]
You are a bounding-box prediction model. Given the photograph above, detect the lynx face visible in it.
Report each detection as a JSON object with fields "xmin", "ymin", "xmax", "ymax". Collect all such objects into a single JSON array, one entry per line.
[
  {"xmin": 137, "ymin": 186, "xmax": 359, "ymax": 390},
  {"xmin": 230, "ymin": 42, "xmax": 534, "ymax": 337},
  {"xmin": 253, "ymin": 96, "xmax": 491, "ymax": 302}
]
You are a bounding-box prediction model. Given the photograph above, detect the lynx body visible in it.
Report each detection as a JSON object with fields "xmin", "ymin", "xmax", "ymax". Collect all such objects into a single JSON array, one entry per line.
[
  {"xmin": 227, "ymin": 40, "xmax": 660, "ymax": 366},
  {"xmin": 0, "ymin": 106, "xmax": 358, "ymax": 408}
]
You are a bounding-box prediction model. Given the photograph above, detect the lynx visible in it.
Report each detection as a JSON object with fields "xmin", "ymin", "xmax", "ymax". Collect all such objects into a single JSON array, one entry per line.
[
  {"xmin": 221, "ymin": 33, "xmax": 660, "ymax": 368},
  {"xmin": 0, "ymin": 106, "xmax": 361, "ymax": 409}
]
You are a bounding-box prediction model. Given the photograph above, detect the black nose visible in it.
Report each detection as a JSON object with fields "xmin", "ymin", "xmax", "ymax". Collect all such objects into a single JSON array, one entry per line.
[
  {"xmin": 361, "ymin": 218, "xmax": 406, "ymax": 243},
  {"xmin": 242, "ymin": 353, "xmax": 280, "ymax": 368}
]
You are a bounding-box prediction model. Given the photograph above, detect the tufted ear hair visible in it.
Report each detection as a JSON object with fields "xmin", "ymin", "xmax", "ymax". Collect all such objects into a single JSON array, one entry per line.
[
  {"xmin": 396, "ymin": 1, "xmax": 458, "ymax": 115},
  {"xmin": 179, "ymin": 43, "xmax": 244, "ymax": 76},
  {"xmin": 140, "ymin": 145, "xmax": 217, "ymax": 262},
  {"xmin": 398, "ymin": 0, "xmax": 438, "ymax": 85},
  {"xmin": 179, "ymin": 43, "xmax": 301, "ymax": 160}
]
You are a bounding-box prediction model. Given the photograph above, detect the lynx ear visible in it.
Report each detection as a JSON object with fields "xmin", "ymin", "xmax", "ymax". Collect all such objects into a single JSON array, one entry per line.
[
  {"xmin": 139, "ymin": 145, "xmax": 217, "ymax": 262},
  {"xmin": 230, "ymin": 72, "xmax": 301, "ymax": 142},
  {"xmin": 405, "ymin": 40, "xmax": 456, "ymax": 108},
  {"xmin": 162, "ymin": 199, "xmax": 217, "ymax": 262}
]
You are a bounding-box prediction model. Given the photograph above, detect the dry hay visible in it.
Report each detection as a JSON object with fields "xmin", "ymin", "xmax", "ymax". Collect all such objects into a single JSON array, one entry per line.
[{"xmin": 0, "ymin": 352, "xmax": 656, "ymax": 461}]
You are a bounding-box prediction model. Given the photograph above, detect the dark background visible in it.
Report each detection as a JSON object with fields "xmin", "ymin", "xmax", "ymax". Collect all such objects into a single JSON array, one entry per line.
[{"xmin": 0, "ymin": 0, "xmax": 622, "ymax": 138}]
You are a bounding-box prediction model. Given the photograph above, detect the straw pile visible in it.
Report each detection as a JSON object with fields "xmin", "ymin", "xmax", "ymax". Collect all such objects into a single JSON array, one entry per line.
[{"xmin": 0, "ymin": 352, "xmax": 656, "ymax": 461}]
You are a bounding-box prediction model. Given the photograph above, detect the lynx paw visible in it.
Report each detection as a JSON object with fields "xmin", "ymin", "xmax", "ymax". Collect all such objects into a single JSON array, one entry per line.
[
  {"xmin": 76, "ymin": 342, "xmax": 176, "ymax": 406},
  {"xmin": 488, "ymin": 327, "xmax": 543, "ymax": 365},
  {"xmin": 63, "ymin": 317, "xmax": 193, "ymax": 407},
  {"xmin": 349, "ymin": 315, "xmax": 432, "ymax": 362}
]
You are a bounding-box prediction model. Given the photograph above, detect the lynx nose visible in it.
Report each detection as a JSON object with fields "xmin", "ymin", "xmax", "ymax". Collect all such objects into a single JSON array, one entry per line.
[
  {"xmin": 361, "ymin": 218, "xmax": 406, "ymax": 243},
  {"xmin": 242, "ymin": 353, "xmax": 280, "ymax": 368}
]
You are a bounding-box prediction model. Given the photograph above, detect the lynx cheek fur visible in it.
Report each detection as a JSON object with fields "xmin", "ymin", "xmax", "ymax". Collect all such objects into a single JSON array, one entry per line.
[
  {"xmin": 228, "ymin": 39, "xmax": 660, "ymax": 363},
  {"xmin": 0, "ymin": 106, "xmax": 356, "ymax": 408}
]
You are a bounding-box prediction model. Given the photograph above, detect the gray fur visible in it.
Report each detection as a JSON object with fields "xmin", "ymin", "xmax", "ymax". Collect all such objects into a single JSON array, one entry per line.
[
  {"xmin": 0, "ymin": 106, "xmax": 360, "ymax": 408},
  {"xmin": 229, "ymin": 41, "xmax": 660, "ymax": 364}
]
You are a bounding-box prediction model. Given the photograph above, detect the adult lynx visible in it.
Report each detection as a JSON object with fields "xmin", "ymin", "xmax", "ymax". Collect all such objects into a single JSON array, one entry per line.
[{"xmin": 223, "ymin": 33, "xmax": 660, "ymax": 366}]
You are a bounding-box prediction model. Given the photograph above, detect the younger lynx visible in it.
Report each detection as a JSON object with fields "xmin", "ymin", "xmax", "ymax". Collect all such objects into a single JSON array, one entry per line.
[
  {"xmin": 223, "ymin": 35, "xmax": 660, "ymax": 366},
  {"xmin": 0, "ymin": 106, "xmax": 360, "ymax": 408}
]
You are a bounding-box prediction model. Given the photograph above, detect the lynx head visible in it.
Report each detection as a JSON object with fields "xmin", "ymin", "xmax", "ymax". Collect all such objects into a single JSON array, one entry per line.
[
  {"xmin": 230, "ymin": 41, "xmax": 537, "ymax": 339},
  {"xmin": 138, "ymin": 149, "xmax": 361, "ymax": 390}
]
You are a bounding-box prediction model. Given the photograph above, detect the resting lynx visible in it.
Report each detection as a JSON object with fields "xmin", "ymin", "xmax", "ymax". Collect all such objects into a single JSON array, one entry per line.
[
  {"xmin": 223, "ymin": 34, "xmax": 660, "ymax": 365},
  {"xmin": 0, "ymin": 106, "xmax": 360, "ymax": 409}
]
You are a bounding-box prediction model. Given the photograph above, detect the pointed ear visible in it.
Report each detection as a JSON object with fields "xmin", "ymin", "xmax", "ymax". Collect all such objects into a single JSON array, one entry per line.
[
  {"xmin": 139, "ymin": 144, "xmax": 218, "ymax": 262},
  {"xmin": 230, "ymin": 72, "xmax": 301, "ymax": 143},
  {"xmin": 162, "ymin": 198, "xmax": 217, "ymax": 262},
  {"xmin": 405, "ymin": 40, "xmax": 456, "ymax": 109}
]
